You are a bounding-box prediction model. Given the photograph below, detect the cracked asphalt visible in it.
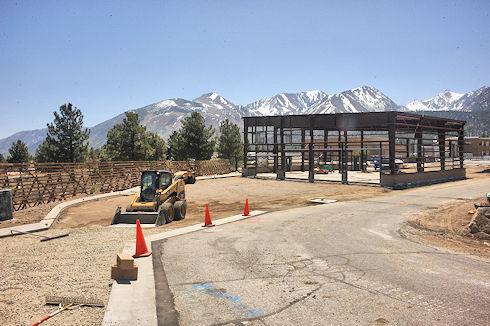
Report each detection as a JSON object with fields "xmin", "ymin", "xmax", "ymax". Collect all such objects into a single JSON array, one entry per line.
[{"xmin": 153, "ymin": 178, "xmax": 489, "ymax": 325}]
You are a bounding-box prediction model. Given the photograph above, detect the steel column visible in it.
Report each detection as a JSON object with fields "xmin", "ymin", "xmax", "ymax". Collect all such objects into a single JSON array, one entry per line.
[
  {"xmin": 301, "ymin": 129, "xmax": 305, "ymax": 172},
  {"xmin": 388, "ymin": 120, "xmax": 396, "ymax": 175},
  {"xmin": 438, "ymin": 130, "xmax": 446, "ymax": 170},
  {"xmin": 243, "ymin": 119, "xmax": 248, "ymax": 172},
  {"xmin": 415, "ymin": 130, "xmax": 423, "ymax": 172},
  {"xmin": 458, "ymin": 127, "xmax": 464, "ymax": 168},
  {"xmin": 360, "ymin": 131, "xmax": 365, "ymax": 172},
  {"xmin": 273, "ymin": 127, "xmax": 278, "ymax": 173}
]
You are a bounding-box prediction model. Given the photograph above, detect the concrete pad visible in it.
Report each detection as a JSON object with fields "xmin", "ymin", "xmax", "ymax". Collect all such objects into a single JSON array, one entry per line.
[
  {"xmin": 155, "ymin": 179, "xmax": 489, "ymax": 325},
  {"xmin": 256, "ymin": 171, "xmax": 381, "ymax": 184},
  {"xmin": 102, "ymin": 210, "xmax": 267, "ymax": 326}
]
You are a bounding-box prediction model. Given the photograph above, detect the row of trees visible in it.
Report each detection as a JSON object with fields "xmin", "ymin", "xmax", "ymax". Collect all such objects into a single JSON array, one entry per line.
[
  {"xmin": 166, "ymin": 112, "xmax": 242, "ymax": 169},
  {"xmin": 2, "ymin": 103, "xmax": 243, "ymax": 167}
]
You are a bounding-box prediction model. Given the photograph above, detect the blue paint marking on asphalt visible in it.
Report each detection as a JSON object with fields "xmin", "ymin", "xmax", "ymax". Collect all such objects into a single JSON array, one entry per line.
[{"xmin": 194, "ymin": 283, "xmax": 263, "ymax": 318}]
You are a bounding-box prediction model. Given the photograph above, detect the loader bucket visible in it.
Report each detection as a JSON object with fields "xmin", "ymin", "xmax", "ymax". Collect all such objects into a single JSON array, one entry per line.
[{"xmin": 111, "ymin": 206, "xmax": 160, "ymax": 225}]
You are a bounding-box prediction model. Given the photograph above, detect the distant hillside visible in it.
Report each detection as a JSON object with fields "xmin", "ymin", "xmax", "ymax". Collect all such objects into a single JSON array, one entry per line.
[
  {"xmin": 415, "ymin": 110, "xmax": 489, "ymax": 137},
  {"xmin": 0, "ymin": 128, "xmax": 47, "ymax": 156}
]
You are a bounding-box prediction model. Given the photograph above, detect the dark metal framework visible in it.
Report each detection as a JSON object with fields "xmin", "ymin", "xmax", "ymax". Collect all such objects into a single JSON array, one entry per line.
[{"xmin": 242, "ymin": 111, "xmax": 466, "ymax": 186}]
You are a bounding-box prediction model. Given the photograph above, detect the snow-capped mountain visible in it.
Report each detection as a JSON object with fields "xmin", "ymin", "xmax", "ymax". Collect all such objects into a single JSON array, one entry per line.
[
  {"xmin": 404, "ymin": 86, "xmax": 489, "ymax": 112},
  {"xmin": 405, "ymin": 90, "xmax": 465, "ymax": 111},
  {"xmin": 1, "ymin": 86, "xmax": 488, "ymax": 156},
  {"xmin": 307, "ymin": 86, "xmax": 400, "ymax": 114},
  {"xmin": 88, "ymin": 95, "xmax": 242, "ymax": 149},
  {"xmin": 244, "ymin": 90, "xmax": 328, "ymax": 116},
  {"xmin": 243, "ymin": 87, "xmax": 399, "ymax": 116},
  {"xmin": 193, "ymin": 92, "xmax": 237, "ymax": 111},
  {"xmin": 453, "ymin": 86, "xmax": 489, "ymax": 113}
]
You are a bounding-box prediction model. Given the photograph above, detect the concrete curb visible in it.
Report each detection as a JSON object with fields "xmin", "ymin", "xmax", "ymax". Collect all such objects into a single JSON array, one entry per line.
[
  {"xmin": 102, "ymin": 210, "xmax": 267, "ymax": 326},
  {"xmin": 0, "ymin": 187, "xmax": 139, "ymax": 238},
  {"xmin": 196, "ymin": 172, "xmax": 241, "ymax": 180}
]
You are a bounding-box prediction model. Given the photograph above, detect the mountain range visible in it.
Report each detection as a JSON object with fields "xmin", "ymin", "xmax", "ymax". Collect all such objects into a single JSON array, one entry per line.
[{"xmin": 1, "ymin": 86, "xmax": 488, "ymax": 156}]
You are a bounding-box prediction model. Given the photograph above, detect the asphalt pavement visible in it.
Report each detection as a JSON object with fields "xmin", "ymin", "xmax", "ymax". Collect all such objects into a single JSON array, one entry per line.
[{"xmin": 154, "ymin": 178, "xmax": 490, "ymax": 325}]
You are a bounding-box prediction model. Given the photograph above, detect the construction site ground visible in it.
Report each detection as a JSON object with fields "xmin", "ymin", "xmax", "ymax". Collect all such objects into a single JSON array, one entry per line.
[
  {"xmin": 0, "ymin": 162, "xmax": 488, "ymax": 325},
  {"xmin": 401, "ymin": 196, "xmax": 490, "ymax": 260},
  {"xmin": 0, "ymin": 178, "xmax": 389, "ymax": 325},
  {"xmin": 53, "ymin": 177, "xmax": 389, "ymax": 229}
]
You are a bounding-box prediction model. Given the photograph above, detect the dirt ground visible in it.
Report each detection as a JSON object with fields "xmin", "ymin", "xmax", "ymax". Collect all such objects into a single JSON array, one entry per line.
[
  {"xmin": 0, "ymin": 164, "xmax": 488, "ymax": 325},
  {"xmin": 54, "ymin": 177, "xmax": 390, "ymax": 229},
  {"xmin": 401, "ymin": 196, "xmax": 490, "ymax": 260},
  {"xmin": 0, "ymin": 193, "xmax": 94, "ymax": 229}
]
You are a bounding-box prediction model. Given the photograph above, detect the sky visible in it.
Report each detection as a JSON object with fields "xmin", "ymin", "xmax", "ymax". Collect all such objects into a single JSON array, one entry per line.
[{"xmin": 0, "ymin": 0, "xmax": 489, "ymax": 138}]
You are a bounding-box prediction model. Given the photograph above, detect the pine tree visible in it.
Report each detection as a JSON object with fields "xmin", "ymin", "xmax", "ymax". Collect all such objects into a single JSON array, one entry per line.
[
  {"xmin": 180, "ymin": 112, "xmax": 215, "ymax": 160},
  {"xmin": 217, "ymin": 119, "xmax": 243, "ymax": 170},
  {"xmin": 105, "ymin": 112, "xmax": 148, "ymax": 161},
  {"xmin": 35, "ymin": 138, "xmax": 57, "ymax": 162},
  {"xmin": 40, "ymin": 103, "xmax": 90, "ymax": 162},
  {"xmin": 166, "ymin": 130, "xmax": 185, "ymax": 161},
  {"xmin": 0, "ymin": 153, "xmax": 5, "ymax": 163},
  {"xmin": 146, "ymin": 131, "xmax": 166, "ymax": 161},
  {"xmin": 7, "ymin": 140, "xmax": 31, "ymax": 163},
  {"xmin": 104, "ymin": 112, "xmax": 166, "ymax": 161}
]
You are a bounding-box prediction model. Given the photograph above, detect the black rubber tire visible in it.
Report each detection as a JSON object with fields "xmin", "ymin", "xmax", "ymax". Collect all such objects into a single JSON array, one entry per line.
[
  {"xmin": 161, "ymin": 203, "xmax": 174, "ymax": 224},
  {"xmin": 174, "ymin": 201, "xmax": 187, "ymax": 220},
  {"xmin": 189, "ymin": 176, "xmax": 196, "ymax": 184}
]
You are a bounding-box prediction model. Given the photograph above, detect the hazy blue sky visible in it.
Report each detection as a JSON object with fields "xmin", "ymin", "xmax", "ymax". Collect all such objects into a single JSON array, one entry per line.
[{"xmin": 1, "ymin": 0, "xmax": 489, "ymax": 138}]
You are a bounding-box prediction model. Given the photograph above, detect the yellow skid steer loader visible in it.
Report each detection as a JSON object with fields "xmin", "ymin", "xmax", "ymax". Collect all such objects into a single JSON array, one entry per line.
[{"xmin": 111, "ymin": 170, "xmax": 187, "ymax": 226}]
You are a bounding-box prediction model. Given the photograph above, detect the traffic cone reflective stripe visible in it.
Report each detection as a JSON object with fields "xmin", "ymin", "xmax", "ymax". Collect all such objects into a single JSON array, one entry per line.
[
  {"xmin": 243, "ymin": 198, "xmax": 250, "ymax": 216},
  {"xmin": 202, "ymin": 204, "xmax": 215, "ymax": 227},
  {"xmin": 133, "ymin": 219, "xmax": 152, "ymax": 258}
]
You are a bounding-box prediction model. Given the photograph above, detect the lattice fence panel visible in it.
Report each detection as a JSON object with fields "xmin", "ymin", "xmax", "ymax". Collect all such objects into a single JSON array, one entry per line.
[{"xmin": 0, "ymin": 159, "xmax": 233, "ymax": 211}]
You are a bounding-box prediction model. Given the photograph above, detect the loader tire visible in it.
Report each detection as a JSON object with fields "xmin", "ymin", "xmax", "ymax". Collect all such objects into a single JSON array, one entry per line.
[
  {"xmin": 159, "ymin": 203, "xmax": 174, "ymax": 224},
  {"xmin": 174, "ymin": 201, "xmax": 187, "ymax": 220},
  {"xmin": 189, "ymin": 176, "xmax": 196, "ymax": 184}
]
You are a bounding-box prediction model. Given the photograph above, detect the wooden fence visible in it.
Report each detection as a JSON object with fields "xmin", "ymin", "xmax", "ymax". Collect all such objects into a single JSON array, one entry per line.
[{"xmin": 0, "ymin": 159, "xmax": 233, "ymax": 211}]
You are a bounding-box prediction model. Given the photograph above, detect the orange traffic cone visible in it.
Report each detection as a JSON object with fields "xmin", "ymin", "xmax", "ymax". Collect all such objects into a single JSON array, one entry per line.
[
  {"xmin": 133, "ymin": 219, "xmax": 152, "ymax": 258},
  {"xmin": 202, "ymin": 204, "xmax": 215, "ymax": 227},
  {"xmin": 242, "ymin": 198, "xmax": 250, "ymax": 216}
]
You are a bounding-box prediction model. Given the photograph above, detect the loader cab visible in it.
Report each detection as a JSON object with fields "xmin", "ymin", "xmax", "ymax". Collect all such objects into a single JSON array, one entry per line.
[{"xmin": 140, "ymin": 170, "xmax": 173, "ymax": 202}]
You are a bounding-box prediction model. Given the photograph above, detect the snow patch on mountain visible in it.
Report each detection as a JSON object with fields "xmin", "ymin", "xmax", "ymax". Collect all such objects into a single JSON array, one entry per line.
[
  {"xmin": 244, "ymin": 90, "xmax": 328, "ymax": 116},
  {"xmin": 405, "ymin": 90, "xmax": 464, "ymax": 111},
  {"xmin": 307, "ymin": 86, "xmax": 400, "ymax": 114}
]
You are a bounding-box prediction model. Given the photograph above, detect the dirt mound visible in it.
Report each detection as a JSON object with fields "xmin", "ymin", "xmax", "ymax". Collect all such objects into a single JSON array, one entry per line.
[
  {"xmin": 469, "ymin": 205, "xmax": 490, "ymax": 239},
  {"xmin": 403, "ymin": 196, "xmax": 490, "ymax": 259}
]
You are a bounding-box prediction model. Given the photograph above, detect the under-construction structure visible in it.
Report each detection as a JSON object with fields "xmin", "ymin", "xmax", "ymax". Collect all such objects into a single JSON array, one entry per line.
[{"xmin": 242, "ymin": 111, "xmax": 466, "ymax": 187}]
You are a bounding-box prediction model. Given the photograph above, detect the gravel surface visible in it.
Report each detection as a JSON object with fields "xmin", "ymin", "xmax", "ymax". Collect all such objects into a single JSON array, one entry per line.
[{"xmin": 0, "ymin": 226, "xmax": 164, "ymax": 325}]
